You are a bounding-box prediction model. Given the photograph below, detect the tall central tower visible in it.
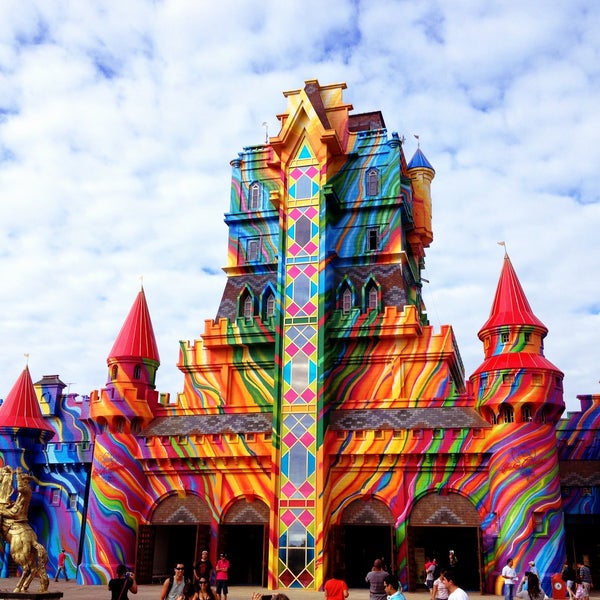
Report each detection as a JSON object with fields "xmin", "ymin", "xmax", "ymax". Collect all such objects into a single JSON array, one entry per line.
[{"xmin": 178, "ymin": 80, "xmax": 434, "ymax": 589}]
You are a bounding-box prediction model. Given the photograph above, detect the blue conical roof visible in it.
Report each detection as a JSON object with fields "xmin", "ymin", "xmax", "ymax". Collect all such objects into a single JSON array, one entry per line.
[{"xmin": 407, "ymin": 148, "xmax": 434, "ymax": 171}]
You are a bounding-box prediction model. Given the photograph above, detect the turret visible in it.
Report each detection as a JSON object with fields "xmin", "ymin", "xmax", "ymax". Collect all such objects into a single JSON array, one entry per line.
[
  {"xmin": 471, "ymin": 253, "xmax": 564, "ymax": 425},
  {"xmin": 406, "ymin": 147, "xmax": 434, "ymax": 248},
  {"xmin": 0, "ymin": 366, "xmax": 55, "ymax": 464},
  {"xmin": 90, "ymin": 287, "xmax": 160, "ymax": 432}
]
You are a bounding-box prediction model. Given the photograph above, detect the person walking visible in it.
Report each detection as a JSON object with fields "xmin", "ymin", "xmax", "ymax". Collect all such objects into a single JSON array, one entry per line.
[
  {"xmin": 55, "ymin": 548, "xmax": 69, "ymax": 582},
  {"xmin": 324, "ymin": 569, "xmax": 349, "ymax": 600},
  {"xmin": 502, "ymin": 558, "xmax": 518, "ymax": 600},
  {"xmin": 108, "ymin": 564, "xmax": 137, "ymax": 600},
  {"xmin": 366, "ymin": 558, "xmax": 389, "ymax": 600},
  {"xmin": 215, "ymin": 553, "xmax": 230, "ymax": 600},
  {"xmin": 562, "ymin": 561, "xmax": 576, "ymax": 600},
  {"xmin": 577, "ymin": 561, "xmax": 592, "ymax": 600},
  {"xmin": 425, "ymin": 559, "xmax": 437, "ymax": 591}
]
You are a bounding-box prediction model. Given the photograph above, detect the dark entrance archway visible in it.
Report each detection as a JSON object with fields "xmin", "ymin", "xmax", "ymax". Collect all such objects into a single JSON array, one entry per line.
[
  {"xmin": 329, "ymin": 498, "xmax": 395, "ymax": 588},
  {"xmin": 136, "ymin": 492, "xmax": 212, "ymax": 583},
  {"xmin": 219, "ymin": 498, "xmax": 269, "ymax": 586},
  {"xmin": 408, "ymin": 493, "xmax": 482, "ymax": 592}
]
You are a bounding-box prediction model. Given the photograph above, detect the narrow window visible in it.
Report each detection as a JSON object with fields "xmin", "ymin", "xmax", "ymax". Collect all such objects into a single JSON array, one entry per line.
[
  {"xmin": 133, "ymin": 364, "xmax": 141, "ymax": 380},
  {"xmin": 50, "ymin": 488, "xmax": 61, "ymax": 506},
  {"xmin": 249, "ymin": 182, "xmax": 260, "ymax": 210},
  {"xmin": 367, "ymin": 284, "xmax": 378, "ymax": 311},
  {"xmin": 367, "ymin": 168, "xmax": 379, "ymax": 196},
  {"xmin": 342, "ymin": 288, "xmax": 352, "ymax": 314},
  {"xmin": 68, "ymin": 493, "xmax": 77, "ymax": 511},
  {"xmin": 247, "ymin": 239, "xmax": 260, "ymax": 262},
  {"xmin": 533, "ymin": 512, "xmax": 544, "ymax": 534},
  {"xmin": 266, "ymin": 293, "xmax": 275, "ymax": 318},
  {"xmin": 524, "ymin": 332, "xmax": 531, "ymax": 342},
  {"xmin": 500, "ymin": 405, "xmax": 514, "ymax": 423},
  {"xmin": 111, "ymin": 365, "xmax": 118, "ymax": 380},
  {"xmin": 367, "ymin": 228, "xmax": 379, "ymax": 251},
  {"xmin": 522, "ymin": 406, "xmax": 533, "ymax": 422},
  {"xmin": 243, "ymin": 294, "xmax": 254, "ymax": 319}
]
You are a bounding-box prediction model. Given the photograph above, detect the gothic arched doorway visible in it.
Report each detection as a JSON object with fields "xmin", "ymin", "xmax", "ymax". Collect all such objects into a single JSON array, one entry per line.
[
  {"xmin": 136, "ymin": 492, "xmax": 211, "ymax": 584},
  {"xmin": 329, "ymin": 497, "xmax": 395, "ymax": 588},
  {"xmin": 219, "ymin": 497, "xmax": 270, "ymax": 586},
  {"xmin": 408, "ymin": 493, "xmax": 483, "ymax": 592}
]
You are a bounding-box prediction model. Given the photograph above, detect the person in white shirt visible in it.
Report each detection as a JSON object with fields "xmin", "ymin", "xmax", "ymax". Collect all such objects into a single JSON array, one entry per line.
[
  {"xmin": 502, "ymin": 559, "xmax": 518, "ymax": 600},
  {"xmin": 432, "ymin": 569, "xmax": 449, "ymax": 600},
  {"xmin": 440, "ymin": 569, "xmax": 468, "ymax": 600}
]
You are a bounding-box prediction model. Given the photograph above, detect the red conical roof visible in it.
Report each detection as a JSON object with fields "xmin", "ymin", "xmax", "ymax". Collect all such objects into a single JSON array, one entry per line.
[
  {"xmin": 109, "ymin": 288, "xmax": 160, "ymax": 363},
  {"xmin": 479, "ymin": 255, "xmax": 547, "ymax": 337},
  {"xmin": 0, "ymin": 366, "xmax": 54, "ymax": 433}
]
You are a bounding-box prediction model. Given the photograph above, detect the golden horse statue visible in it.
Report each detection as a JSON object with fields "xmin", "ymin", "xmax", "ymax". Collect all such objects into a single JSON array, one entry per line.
[{"xmin": 0, "ymin": 467, "xmax": 50, "ymax": 593}]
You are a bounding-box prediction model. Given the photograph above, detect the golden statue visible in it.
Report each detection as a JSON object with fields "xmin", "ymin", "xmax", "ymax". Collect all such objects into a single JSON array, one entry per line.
[{"xmin": 0, "ymin": 467, "xmax": 50, "ymax": 593}]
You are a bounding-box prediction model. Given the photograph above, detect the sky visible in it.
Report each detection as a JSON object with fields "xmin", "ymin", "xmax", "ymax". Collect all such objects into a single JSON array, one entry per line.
[{"xmin": 0, "ymin": 0, "xmax": 598, "ymax": 412}]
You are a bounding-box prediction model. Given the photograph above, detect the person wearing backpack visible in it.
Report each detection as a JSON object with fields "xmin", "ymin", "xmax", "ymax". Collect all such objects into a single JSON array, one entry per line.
[{"xmin": 161, "ymin": 563, "xmax": 192, "ymax": 600}]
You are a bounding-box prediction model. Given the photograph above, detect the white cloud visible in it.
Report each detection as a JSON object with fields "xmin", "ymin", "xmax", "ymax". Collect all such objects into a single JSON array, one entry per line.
[{"xmin": 0, "ymin": 0, "xmax": 598, "ymax": 411}]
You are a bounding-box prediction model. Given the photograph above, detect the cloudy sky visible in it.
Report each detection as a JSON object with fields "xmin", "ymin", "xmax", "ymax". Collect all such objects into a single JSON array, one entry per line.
[{"xmin": 0, "ymin": 0, "xmax": 598, "ymax": 412}]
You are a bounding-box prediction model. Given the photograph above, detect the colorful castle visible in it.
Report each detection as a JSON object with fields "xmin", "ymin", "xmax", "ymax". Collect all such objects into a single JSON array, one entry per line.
[{"xmin": 0, "ymin": 80, "xmax": 598, "ymax": 593}]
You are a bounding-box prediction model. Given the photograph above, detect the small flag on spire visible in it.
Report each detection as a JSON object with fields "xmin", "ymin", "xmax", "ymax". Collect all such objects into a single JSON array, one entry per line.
[
  {"xmin": 497, "ymin": 241, "xmax": 505, "ymax": 247},
  {"xmin": 414, "ymin": 134, "xmax": 420, "ymax": 148}
]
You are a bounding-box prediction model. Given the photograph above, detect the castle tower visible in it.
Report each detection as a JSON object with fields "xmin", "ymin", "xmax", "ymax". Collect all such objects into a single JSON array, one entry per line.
[
  {"xmin": 471, "ymin": 253, "xmax": 566, "ymax": 584},
  {"xmin": 81, "ymin": 288, "xmax": 161, "ymax": 582},
  {"xmin": 90, "ymin": 286, "xmax": 160, "ymax": 433},
  {"xmin": 0, "ymin": 365, "xmax": 55, "ymax": 463},
  {"xmin": 406, "ymin": 146, "xmax": 434, "ymax": 252}
]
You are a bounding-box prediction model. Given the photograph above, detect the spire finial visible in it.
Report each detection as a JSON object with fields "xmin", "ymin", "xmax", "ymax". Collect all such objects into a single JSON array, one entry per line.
[
  {"xmin": 262, "ymin": 121, "xmax": 269, "ymax": 144},
  {"xmin": 414, "ymin": 134, "xmax": 420, "ymax": 149},
  {"xmin": 497, "ymin": 241, "xmax": 508, "ymax": 257},
  {"xmin": 24, "ymin": 353, "xmax": 29, "ymax": 366},
  {"xmin": 139, "ymin": 275, "xmax": 144, "ymax": 290}
]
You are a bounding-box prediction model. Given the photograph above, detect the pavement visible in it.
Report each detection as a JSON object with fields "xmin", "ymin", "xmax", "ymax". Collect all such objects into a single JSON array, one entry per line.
[
  {"xmin": 0, "ymin": 579, "xmax": 487, "ymax": 600},
  {"xmin": 0, "ymin": 579, "xmax": 597, "ymax": 600}
]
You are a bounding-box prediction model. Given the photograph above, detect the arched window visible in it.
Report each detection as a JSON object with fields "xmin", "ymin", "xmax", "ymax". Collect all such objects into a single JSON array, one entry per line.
[
  {"xmin": 111, "ymin": 365, "xmax": 118, "ymax": 380},
  {"xmin": 522, "ymin": 405, "xmax": 533, "ymax": 422},
  {"xmin": 500, "ymin": 405, "xmax": 514, "ymax": 424},
  {"xmin": 342, "ymin": 288, "xmax": 352, "ymax": 314},
  {"xmin": 249, "ymin": 182, "xmax": 260, "ymax": 210},
  {"xmin": 366, "ymin": 168, "xmax": 379, "ymax": 196},
  {"xmin": 244, "ymin": 295, "xmax": 254, "ymax": 318},
  {"xmin": 239, "ymin": 289, "xmax": 255, "ymax": 319},
  {"xmin": 134, "ymin": 364, "xmax": 141, "ymax": 380},
  {"xmin": 365, "ymin": 280, "xmax": 379, "ymax": 312},
  {"xmin": 266, "ymin": 293, "xmax": 275, "ymax": 318}
]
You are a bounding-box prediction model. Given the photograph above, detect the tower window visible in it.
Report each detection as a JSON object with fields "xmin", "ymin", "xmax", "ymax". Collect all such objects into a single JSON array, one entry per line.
[
  {"xmin": 247, "ymin": 238, "xmax": 260, "ymax": 262},
  {"xmin": 368, "ymin": 285, "xmax": 379, "ymax": 311},
  {"xmin": 342, "ymin": 288, "xmax": 352, "ymax": 314},
  {"xmin": 522, "ymin": 406, "xmax": 533, "ymax": 422},
  {"xmin": 501, "ymin": 332, "xmax": 510, "ymax": 343},
  {"xmin": 111, "ymin": 365, "xmax": 118, "ymax": 380},
  {"xmin": 243, "ymin": 295, "xmax": 254, "ymax": 319},
  {"xmin": 367, "ymin": 228, "xmax": 379, "ymax": 251},
  {"xmin": 249, "ymin": 182, "xmax": 260, "ymax": 210},
  {"xmin": 266, "ymin": 294, "xmax": 275, "ymax": 318},
  {"xmin": 366, "ymin": 168, "xmax": 379, "ymax": 196},
  {"xmin": 133, "ymin": 364, "xmax": 141, "ymax": 380}
]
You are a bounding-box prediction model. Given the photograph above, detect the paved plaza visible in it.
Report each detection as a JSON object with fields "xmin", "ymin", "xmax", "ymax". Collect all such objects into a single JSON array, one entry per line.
[
  {"xmin": 0, "ymin": 580, "xmax": 467, "ymax": 600},
  {"xmin": 0, "ymin": 578, "xmax": 597, "ymax": 600}
]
